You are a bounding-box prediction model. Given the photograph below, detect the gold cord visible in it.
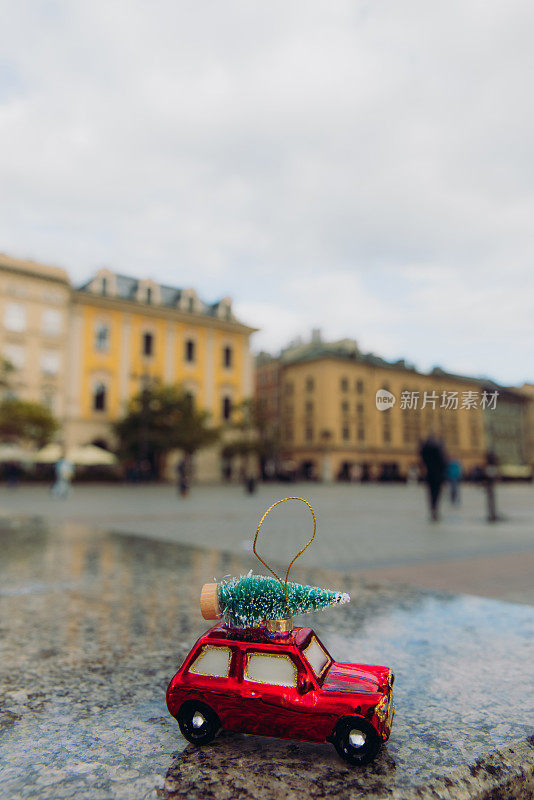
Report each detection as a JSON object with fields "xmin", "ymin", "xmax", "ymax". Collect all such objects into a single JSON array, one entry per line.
[{"xmin": 253, "ymin": 497, "xmax": 317, "ymax": 611}]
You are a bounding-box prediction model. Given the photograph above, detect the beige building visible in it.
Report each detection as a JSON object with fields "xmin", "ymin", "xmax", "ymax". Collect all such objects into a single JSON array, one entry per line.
[
  {"xmin": 256, "ymin": 336, "xmax": 489, "ymax": 481},
  {"xmin": 0, "ymin": 254, "xmax": 70, "ymax": 417},
  {"xmin": 0, "ymin": 255, "xmax": 256, "ymax": 481}
]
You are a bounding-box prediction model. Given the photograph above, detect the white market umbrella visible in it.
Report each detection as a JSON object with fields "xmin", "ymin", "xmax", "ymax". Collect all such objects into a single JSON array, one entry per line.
[
  {"xmin": 34, "ymin": 443, "xmax": 117, "ymax": 466},
  {"xmin": 67, "ymin": 445, "xmax": 117, "ymax": 466},
  {"xmin": 0, "ymin": 443, "xmax": 35, "ymax": 463},
  {"xmin": 34, "ymin": 443, "xmax": 62, "ymax": 464}
]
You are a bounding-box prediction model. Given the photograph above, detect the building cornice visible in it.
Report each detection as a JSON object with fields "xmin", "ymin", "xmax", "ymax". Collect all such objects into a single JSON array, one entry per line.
[
  {"xmin": 278, "ymin": 353, "xmax": 484, "ymax": 386},
  {"xmin": 72, "ymin": 290, "xmax": 258, "ymax": 335},
  {"xmin": 0, "ymin": 261, "xmax": 70, "ymax": 287}
]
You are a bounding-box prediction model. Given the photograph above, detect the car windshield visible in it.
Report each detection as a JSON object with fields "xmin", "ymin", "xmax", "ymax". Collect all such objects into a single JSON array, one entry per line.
[{"xmin": 301, "ymin": 635, "xmax": 332, "ymax": 679}]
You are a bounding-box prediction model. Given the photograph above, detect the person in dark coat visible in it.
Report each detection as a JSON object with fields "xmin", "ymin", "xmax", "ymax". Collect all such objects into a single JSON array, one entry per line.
[{"xmin": 420, "ymin": 435, "xmax": 447, "ymax": 521}]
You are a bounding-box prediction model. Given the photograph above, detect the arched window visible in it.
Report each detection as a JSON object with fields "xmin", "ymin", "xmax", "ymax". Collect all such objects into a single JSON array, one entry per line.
[
  {"xmin": 222, "ymin": 395, "xmax": 232, "ymax": 421},
  {"xmin": 185, "ymin": 339, "xmax": 196, "ymax": 362},
  {"xmin": 142, "ymin": 331, "xmax": 154, "ymax": 357},
  {"xmin": 93, "ymin": 382, "xmax": 107, "ymax": 412},
  {"xmin": 223, "ymin": 345, "xmax": 233, "ymax": 368},
  {"xmin": 95, "ymin": 322, "xmax": 110, "ymax": 352}
]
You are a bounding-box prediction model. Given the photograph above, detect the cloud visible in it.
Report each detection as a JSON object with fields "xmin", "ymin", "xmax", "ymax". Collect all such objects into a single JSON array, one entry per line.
[{"xmin": 0, "ymin": 0, "xmax": 533, "ymax": 383}]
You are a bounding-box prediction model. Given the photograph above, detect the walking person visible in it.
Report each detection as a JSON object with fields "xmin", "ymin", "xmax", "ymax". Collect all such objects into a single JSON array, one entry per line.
[
  {"xmin": 419, "ymin": 434, "xmax": 447, "ymax": 522},
  {"xmin": 51, "ymin": 454, "xmax": 74, "ymax": 499},
  {"xmin": 176, "ymin": 456, "xmax": 190, "ymax": 498},
  {"xmin": 484, "ymin": 450, "xmax": 499, "ymax": 522},
  {"xmin": 447, "ymin": 459, "xmax": 462, "ymax": 505}
]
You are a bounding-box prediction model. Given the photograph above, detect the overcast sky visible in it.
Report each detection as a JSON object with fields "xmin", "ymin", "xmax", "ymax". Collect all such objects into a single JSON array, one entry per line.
[{"xmin": 1, "ymin": 1, "xmax": 533, "ymax": 384}]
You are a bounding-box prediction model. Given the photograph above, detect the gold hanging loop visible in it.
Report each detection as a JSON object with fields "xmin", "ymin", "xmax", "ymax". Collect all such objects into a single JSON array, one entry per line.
[{"xmin": 253, "ymin": 497, "xmax": 317, "ymax": 610}]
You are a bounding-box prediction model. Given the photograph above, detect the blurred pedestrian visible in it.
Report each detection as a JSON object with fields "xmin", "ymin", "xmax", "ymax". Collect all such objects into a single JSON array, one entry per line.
[
  {"xmin": 5, "ymin": 460, "xmax": 20, "ymax": 488},
  {"xmin": 447, "ymin": 459, "xmax": 462, "ymax": 505},
  {"xmin": 484, "ymin": 450, "xmax": 499, "ymax": 522},
  {"xmin": 419, "ymin": 435, "xmax": 447, "ymax": 521},
  {"xmin": 406, "ymin": 464, "xmax": 419, "ymax": 485},
  {"xmin": 51, "ymin": 455, "xmax": 74, "ymax": 499},
  {"xmin": 176, "ymin": 457, "xmax": 190, "ymax": 498}
]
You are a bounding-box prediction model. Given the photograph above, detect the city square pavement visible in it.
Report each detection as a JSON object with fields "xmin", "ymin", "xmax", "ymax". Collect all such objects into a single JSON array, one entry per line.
[{"xmin": 0, "ymin": 480, "xmax": 533, "ymax": 604}]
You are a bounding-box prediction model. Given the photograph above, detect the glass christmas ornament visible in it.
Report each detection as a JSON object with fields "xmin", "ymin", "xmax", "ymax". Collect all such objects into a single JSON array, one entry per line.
[{"xmin": 166, "ymin": 497, "xmax": 395, "ymax": 766}]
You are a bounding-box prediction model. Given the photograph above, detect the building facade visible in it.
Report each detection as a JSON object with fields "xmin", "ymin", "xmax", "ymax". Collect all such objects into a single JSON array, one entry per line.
[
  {"xmin": 0, "ymin": 254, "xmax": 71, "ymax": 417},
  {"xmin": 0, "ymin": 257, "xmax": 256, "ymax": 481},
  {"xmin": 256, "ymin": 336, "xmax": 517, "ymax": 481},
  {"xmin": 64, "ymin": 269, "xmax": 256, "ymax": 480}
]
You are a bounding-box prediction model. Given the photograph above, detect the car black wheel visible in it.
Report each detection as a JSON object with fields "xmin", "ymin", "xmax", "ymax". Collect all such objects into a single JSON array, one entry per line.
[
  {"xmin": 332, "ymin": 717, "xmax": 381, "ymax": 766},
  {"xmin": 177, "ymin": 700, "xmax": 221, "ymax": 746}
]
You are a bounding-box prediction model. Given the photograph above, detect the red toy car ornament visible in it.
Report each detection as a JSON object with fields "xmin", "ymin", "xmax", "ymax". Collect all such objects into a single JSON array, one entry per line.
[
  {"xmin": 167, "ymin": 624, "xmax": 394, "ymax": 765},
  {"xmin": 166, "ymin": 497, "xmax": 395, "ymax": 766}
]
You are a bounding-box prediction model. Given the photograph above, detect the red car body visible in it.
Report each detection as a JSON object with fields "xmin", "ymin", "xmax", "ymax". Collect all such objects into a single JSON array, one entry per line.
[{"xmin": 166, "ymin": 624, "xmax": 394, "ymax": 756}]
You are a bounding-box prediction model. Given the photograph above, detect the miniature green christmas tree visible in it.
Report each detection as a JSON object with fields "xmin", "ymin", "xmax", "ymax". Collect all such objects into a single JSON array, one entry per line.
[
  {"xmin": 218, "ymin": 574, "xmax": 349, "ymax": 628},
  {"xmin": 199, "ymin": 497, "xmax": 350, "ymax": 629}
]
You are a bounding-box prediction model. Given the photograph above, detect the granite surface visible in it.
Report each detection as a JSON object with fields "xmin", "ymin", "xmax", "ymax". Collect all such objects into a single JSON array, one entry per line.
[{"xmin": 0, "ymin": 516, "xmax": 533, "ymax": 799}]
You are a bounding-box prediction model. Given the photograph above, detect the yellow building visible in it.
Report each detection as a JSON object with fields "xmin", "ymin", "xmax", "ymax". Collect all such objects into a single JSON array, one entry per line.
[
  {"xmin": 257, "ymin": 337, "xmax": 487, "ymax": 480},
  {"xmin": 65, "ymin": 268, "xmax": 256, "ymax": 480},
  {"xmin": 0, "ymin": 254, "xmax": 71, "ymax": 416}
]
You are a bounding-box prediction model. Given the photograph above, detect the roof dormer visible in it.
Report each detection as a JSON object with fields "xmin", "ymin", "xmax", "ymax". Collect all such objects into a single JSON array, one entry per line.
[
  {"xmin": 214, "ymin": 296, "xmax": 233, "ymax": 321},
  {"xmin": 180, "ymin": 288, "xmax": 201, "ymax": 314},
  {"xmin": 88, "ymin": 268, "xmax": 117, "ymax": 297},
  {"xmin": 136, "ymin": 278, "xmax": 161, "ymax": 306}
]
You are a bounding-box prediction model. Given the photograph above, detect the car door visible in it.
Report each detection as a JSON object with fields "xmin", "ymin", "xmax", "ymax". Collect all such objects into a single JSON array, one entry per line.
[
  {"xmin": 182, "ymin": 643, "xmax": 238, "ymax": 725},
  {"xmin": 239, "ymin": 649, "xmax": 324, "ymax": 741}
]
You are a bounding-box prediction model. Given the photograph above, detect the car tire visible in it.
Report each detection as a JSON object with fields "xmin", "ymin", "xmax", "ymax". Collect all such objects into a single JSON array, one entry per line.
[
  {"xmin": 332, "ymin": 717, "xmax": 381, "ymax": 766},
  {"xmin": 177, "ymin": 700, "xmax": 221, "ymax": 746}
]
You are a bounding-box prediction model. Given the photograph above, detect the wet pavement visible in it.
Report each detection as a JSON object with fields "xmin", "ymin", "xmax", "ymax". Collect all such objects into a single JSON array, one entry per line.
[
  {"xmin": 0, "ymin": 516, "xmax": 533, "ymax": 799},
  {"xmin": 2, "ymin": 482, "xmax": 534, "ymax": 604}
]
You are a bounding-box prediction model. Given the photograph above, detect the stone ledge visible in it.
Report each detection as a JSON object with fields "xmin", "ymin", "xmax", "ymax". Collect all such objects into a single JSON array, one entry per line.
[{"xmin": 162, "ymin": 734, "xmax": 534, "ymax": 800}]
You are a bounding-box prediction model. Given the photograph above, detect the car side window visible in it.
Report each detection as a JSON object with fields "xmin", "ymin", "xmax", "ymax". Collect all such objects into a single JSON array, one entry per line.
[
  {"xmin": 302, "ymin": 636, "xmax": 331, "ymax": 678},
  {"xmin": 188, "ymin": 645, "xmax": 231, "ymax": 678},
  {"xmin": 244, "ymin": 652, "xmax": 298, "ymax": 688}
]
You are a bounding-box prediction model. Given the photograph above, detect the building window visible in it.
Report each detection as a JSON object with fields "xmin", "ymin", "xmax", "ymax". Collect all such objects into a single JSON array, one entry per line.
[
  {"xmin": 305, "ymin": 376, "xmax": 314, "ymax": 392},
  {"xmin": 305, "ymin": 426, "xmax": 314, "ymax": 442},
  {"xmin": 142, "ymin": 332, "xmax": 154, "ymax": 357},
  {"xmin": 383, "ymin": 427, "xmax": 391, "ymax": 443},
  {"xmin": 223, "ymin": 345, "xmax": 233, "ymax": 368},
  {"xmin": 101, "ymin": 277, "xmax": 108, "ymax": 296},
  {"xmin": 305, "ymin": 400, "xmax": 314, "ymax": 414},
  {"xmin": 356, "ymin": 379, "xmax": 364, "ymax": 393},
  {"xmin": 2, "ymin": 343, "xmax": 25, "ymax": 370},
  {"xmin": 40, "ymin": 349, "xmax": 60, "ymax": 376},
  {"xmin": 342, "ymin": 426, "xmax": 350, "ymax": 441},
  {"xmin": 340, "ymin": 377, "xmax": 349, "ymax": 392},
  {"xmin": 93, "ymin": 382, "xmax": 107, "ymax": 411},
  {"xmin": 185, "ymin": 339, "xmax": 195, "ymax": 362},
  {"xmin": 222, "ymin": 395, "xmax": 232, "ymax": 421},
  {"xmin": 95, "ymin": 322, "xmax": 110, "ymax": 352},
  {"xmin": 356, "ymin": 402, "xmax": 364, "ymax": 415},
  {"xmin": 284, "ymin": 381, "xmax": 294, "ymax": 396},
  {"xmin": 188, "ymin": 296, "xmax": 195, "ymax": 313},
  {"xmin": 146, "ymin": 287, "xmax": 152, "ymax": 304},
  {"xmin": 341, "ymin": 400, "xmax": 349, "ymax": 414},
  {"xmin": 4, "ymin": 302, "xmax": 26, "ymax": 332},
  {"xmin": 41, "ymin": 390, "xmax": 55, "ymax": 412},
  {"xmin": 357, "ymin": 427, "xmax": 365, "ymax": 442},
  {"xmin": 42, "ymin": 308, "xmax": 62, "ymax": 336}
]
